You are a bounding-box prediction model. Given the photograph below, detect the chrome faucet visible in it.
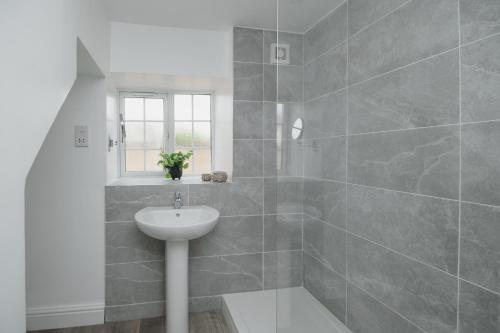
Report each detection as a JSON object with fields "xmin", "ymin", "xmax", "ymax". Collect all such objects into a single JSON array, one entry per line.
[{"xmin": 174, "ymin": 191, "xmax": 183, "ymax": 209}]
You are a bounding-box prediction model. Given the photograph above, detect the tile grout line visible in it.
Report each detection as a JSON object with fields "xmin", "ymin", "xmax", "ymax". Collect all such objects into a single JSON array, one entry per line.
[
  {"xmin": 456, "ymin": 0, "xmax": 463, "ymax": 330},
  {"xmin": 461, "ymin": 29, "xmax": 500, "ymax": 48},
  {"xmin": 344, "ymin": 0, "xmax": 350, "ymax": 325},
  {"xmin": 460, "ymin": 278, "xmax": 500, "ymax": 298}
]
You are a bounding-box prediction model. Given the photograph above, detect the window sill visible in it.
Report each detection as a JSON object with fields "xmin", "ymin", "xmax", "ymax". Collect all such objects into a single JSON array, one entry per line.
[{"xmin": 107, "ymin": 176, "xmax": 232, "ymax": 186}]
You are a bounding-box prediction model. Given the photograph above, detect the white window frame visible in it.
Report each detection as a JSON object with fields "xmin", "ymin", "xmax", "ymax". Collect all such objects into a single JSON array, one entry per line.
[{"xmin": 118, "ymin": 90, "xmax": 215, "ymax": 177}]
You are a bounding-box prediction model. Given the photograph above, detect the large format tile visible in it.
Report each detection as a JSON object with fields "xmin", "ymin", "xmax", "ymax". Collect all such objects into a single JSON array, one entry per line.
[
  {"xmin": 233, "ymin": 62, "xmax": 263, "ymax": 101},
  {"xmin": 303, "ymin": 179, "xmax": 346, "ymax": 228},
  {"xmin": 459, "ymin": 280, "xmax": 500, "ymax": 333},
  {"xmin": 462, "ymin": 121, "xmax": 500, "ymax": 206},
  {"xmin": 348, "ymin": 0, "xmax": 458, "ymax": 84},
  {"xmin": 347, "ymin": 184, "xmax": 459, "ymax": 274},
  {"xmin": 460, "ymin": 0, "xmax": 500, "ymax": 44},
  {"xmin": 264, "ymin": 177, "xmax": 302, "ymax": 215},
  {"xmin": 304, "ymin": 2, "xmax": 347, "ymax": 63},
  {"xmin": 190, "ymin": 215, "xmax": 262, "ymax": 257},
  {"xmin": 189, "ymin": 254, "xmax": 262, "ymax": 297},
  {"xmin": 189, "ymin": 179, "xmax": 263, "ymax": 217},
  {"xmin": 303, "ymin": 136, "xmax": 346, "ymax": 182},
  {"xmin": 105, "ymin": 302, "xmax": 164, "ymax": 322},
  {"xmin": 233, "ymin": 27, "xmax": 263, "ymax": 63},
  {"xmin": 348, "ymin": 0, "xmax": 409, "ymax": 37},
  {"xmin": 462, "ymin": 34, "xmax": 500, "ymax": 122},
  {"xmin": 346, "ymin": 283, "xmax": 424, "ymax": 333},
  {"xmin": 349, "ymin": 50, "xmax": 459, "ymax": 134},
  {"xmin": 460, "ymin": 202, "xmax": 500, "ymax": 293},
  {"xmin": 105, "ymin": 185, "xmax": 188, "ymax": 222},
  {"xmin": 303, "ymin": 89, "xmax": 346, "ymax": 139},
  {"xmin": 264, "ymin": 214, "xmax": 302, "ymax": 251},
  {"xmin": 348, "ymin": 126, "xmax": 460, "ymax": 199},
  {"xmin": 263, "ymin": 102, "xmax": 304, "ymax": 140},
  {"xmin": 106, "ymin": 222, "xmax": 164, "ymax": 264},
  {"xmin": 189, "ymin": 296, "xmax": 222, "ymax": 313},
  {"xmin": 303, "ymin": 215, "xmax": 346, "ymax": 276},
  {"xmin": 263, "ymin": 30, "xmax": 303, "ymax": 66},
  {"xmin": 303, "ymin": 253, "xmax": 346, "ymax": 322},
  {"xmin": 263, "ymin": 251, "xmax": 302, "ymax": 289},
  {"xmin": 232, "ymin": 140, "xmax": 263, "ymax": 177},
  {"xmin": 264, "ymin": 65, "xmax": 303, "ymax": 103},
  {"xmin": 263, "ymin": 140, "xmax": 277, "ymax": 177},
  {"xmin": 304, "ymin": 43, "xmax": 347, "ymax": 101},
  {"xmin": 106, "ymin": 261, "xmax": 165, "ymax": 306},
  {"xmin": 233, "ymin": 101, "xmax": 263, "ymax": 139},
  {"xmin": 348, "ymin": 235, "xmax": 457, "ymax": 333}
]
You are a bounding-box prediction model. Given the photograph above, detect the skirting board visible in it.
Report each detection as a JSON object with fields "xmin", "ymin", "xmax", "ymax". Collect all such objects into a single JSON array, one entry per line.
[{"xmin": 26, "ymin": 303, "xmax": 104, "ymax": 331}]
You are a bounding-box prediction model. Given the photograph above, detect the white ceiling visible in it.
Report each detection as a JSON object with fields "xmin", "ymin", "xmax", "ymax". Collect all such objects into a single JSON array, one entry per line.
[{"xmin": 104, "ymin": 0, "xmax": 343, "ymax": 33}]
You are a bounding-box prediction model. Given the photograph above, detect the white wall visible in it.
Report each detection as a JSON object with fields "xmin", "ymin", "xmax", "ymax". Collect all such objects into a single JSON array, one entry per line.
[
  {"xmin": 110, "ymin": 22, "xmax": 230, "ymax": 78},
  {"xmin": 0, "ymin": 1, "xmax": 109, "ymax": 332},
  {"xmin": 26, "ymin": 74, "xmax": 106, "ymax": 330}
]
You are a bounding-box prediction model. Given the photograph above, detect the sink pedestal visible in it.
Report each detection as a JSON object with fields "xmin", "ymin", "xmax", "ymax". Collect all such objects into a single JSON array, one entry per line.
[{"xmin": 166, "ymin": 240, "xmax": 189, "ymax": 333}]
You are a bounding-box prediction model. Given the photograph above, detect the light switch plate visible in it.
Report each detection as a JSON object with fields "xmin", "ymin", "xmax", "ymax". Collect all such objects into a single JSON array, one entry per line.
[{"xmin": 74, "ymin": 125, "xmax": 89, "ymax": 147}]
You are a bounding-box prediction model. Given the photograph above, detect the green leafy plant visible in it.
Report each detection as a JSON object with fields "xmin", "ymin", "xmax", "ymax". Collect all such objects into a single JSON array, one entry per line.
[{"xmin": 157, "ymin": 151, "xmax": 193, "ymax": 179}]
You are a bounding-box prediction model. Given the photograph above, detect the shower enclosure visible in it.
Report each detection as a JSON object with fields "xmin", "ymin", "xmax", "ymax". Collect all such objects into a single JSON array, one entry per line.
[{"xmin": 227, "ymin": 0, "xmax": 500, "ymax": 332}]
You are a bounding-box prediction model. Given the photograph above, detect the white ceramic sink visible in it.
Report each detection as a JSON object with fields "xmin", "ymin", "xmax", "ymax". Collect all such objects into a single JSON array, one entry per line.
[
  {"xmin": 135, "ymin": 205, "xmax": 219, "ymax": 241},
  {"xmin": 134, "ymin": 204, "xmax": 219, "ymax": 333}
]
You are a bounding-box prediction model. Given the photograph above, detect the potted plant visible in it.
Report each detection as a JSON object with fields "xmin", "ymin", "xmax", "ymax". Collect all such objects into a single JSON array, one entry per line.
[{"xmin": 157, "ymin": 151, "xmax": 193, "ymax": 180}]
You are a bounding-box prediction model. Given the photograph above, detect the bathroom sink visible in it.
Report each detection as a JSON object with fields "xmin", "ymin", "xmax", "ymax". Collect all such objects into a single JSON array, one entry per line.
[{"xmin": 135, "ymin": 205, "xmax": 219, "ymax": 241}]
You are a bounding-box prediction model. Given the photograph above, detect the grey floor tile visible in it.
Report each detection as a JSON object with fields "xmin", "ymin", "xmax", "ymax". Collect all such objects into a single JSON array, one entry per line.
[{"xmin": 105, "ymin": 302, "xmax": 165, "ymax": 322}]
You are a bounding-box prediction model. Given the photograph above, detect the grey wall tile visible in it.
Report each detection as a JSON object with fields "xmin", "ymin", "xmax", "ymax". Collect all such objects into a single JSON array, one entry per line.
[
  {"xmin": 348, "ymin": 184, "xmax": 459, "ymax": 274},
  {"xmin": 189, "ymin": 296, "xmax": 222, "ymax": 313},
  {"xmin": 303, "ymin": 89, "xmax": 347, "ymax": 139},
  {"xmin": 304, "ymin": 215, "xmax": 346, "ymax": 275},
  {"xmin": 264, "ymin": 214, "xmax": 302, "ymax": 251},
  {"xmin": 348, "ymin": 126, "xmax": 460, "ymax": 199},
  {"xmin": 303, "ymin": 253, "xmax": 346, "ymax": 322},
  {"xmin": 346, "ymin": 283, "xmax": 424, "ymax": 333},
  {"xmin": 460, "ymin": 0, "xmax": 500, "ymax": 44},
  {"xmin": 263, "ymin": 140, "xmax": 277, "ymax": 177},
  {"xmin": 234, "ymin": 62, "xmax": 263, "ymax": 101},
  {"xmin": 264, "ymin": 102, "xmax": 304, "ymax": 140},
  {"xmin": 189, "ymin": 179, "xmax": 263, "ymax": 216},
  {"xmin": 462, "ymin": 34, "xmax": 500, "ymax": 122},
  {"xmin": 459, "ymin": 280, "xmax": 500, "ymax": 333},
  {"xmin": 105, "ymin": 185, "xmax": 188, "ymax": 222},
  {"xmin": 303, "ymin": 136, "xmax": 346, "ymax": 182},
  {"xmin": 263, "ymin": 251, "xmax": 302, "ymax": 289},
  {"xmin": 460, "ymin": 202, "xmax": 500, "ymax": 294},
  {"xmin": 264, "ymin": 30, "xmax": 303, "ymax": 65},
  {"xmin": 349, "ymin": 50, "xmax": 460, "ymax": 134},
  {"xmin": 105, "ymin": 302, "xmax": 165, "ymax": 322},
  {"xmin": 304, "ymin": 43, "xmax": 347, "ymax": 101},
  {"xmin": 280, "ymin": 139, "xmax": 303, "ymax": 177},
  {"xmin": 264, "ymin": 65, "xmax": 303, "ymax": 103},
  {"xmin": 189, "ymin": 254, "xmax": 262, "ymax": 297},
  {"xmin": 348, "ymin": 0, "xmax": 409, "ymax": 37},
  {"xmin": 233, "ymin": 27, "xmax": 263, "ymax": 63},
  {"xmin": 264, "ymin": 177, "xmax": 302, "ymax": 215},
  {"xmin": 190, "ymin": 215, "xmax": 262, "ymax": 257},
  {"xmin": 348, "ymin": 235, "xmax": 457, "ymax": 333},
  {"xmin": 462, "ymin": 121, "xmax": 500, "ymax": 206},
  {"xmin": 263, "ymin": 102, "xmax": 277, "ymax": 140},
  {"xmin": 304, "ymin": 2, "xmax": 347, "ymax": 63},
  {"xmin": 348, "ymin": 0, "xmax": 458, "ymax": 84},
  {"xmin": 233, "ymin": 101, "xmax": 263, "ymax": 139},
  {"xmin": 303, "ymin": 179, "xmax": 346, "ymax": 228},
  {"xmin": 106, "ymin": 261, "xmax": 165, "ymax": 306},
  {"xmin": 233, "ymin": 140, "xmax": 263, "ymax": 177},
  {"xmin": 106, "ymin": 222, "xmax": 164, "ymax": 264}
]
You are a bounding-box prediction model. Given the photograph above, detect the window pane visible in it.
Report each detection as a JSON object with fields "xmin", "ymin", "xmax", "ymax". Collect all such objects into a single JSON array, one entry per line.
[
  {"xmin": 125, "ymin": 150, "xmax": 144, "ymax": 172},
  {"xmin": 145, "ymin": 150, "xmax": 162, "ymax": 171},
  {"xmin": 193, "ymin": 95, "xmax": 211, "ymax": 120},
  {"xmin": 124, "ymin": 98, "xmax": 143, "ymax": 120},
  {"xmin": 145, "ymin": 122, "xmax": 163, "ymax": 148},
  {"xmin": 177, "ymin": 149, "xmax": 193, "ymax": 174},
  {"xmin": 193, "ymin": 122, "xmax": 211, "ymax": 147},
  {"xmin": 125, "ymin": 122, "xmax": 144, "ymax": 148},
  {"xmin": 175, "ymin": 122, "xmax": 192, "ymax": 147},
  {"xmin": 193, "ymin": 149, "xmax": 211, "ymax": 174},
  {"xmin": 145, "ymin": 98, "xmax": 164, "ymax": 121},
  {"xmin": 174, "ymin": 95, "xmax": 192, "ymax": 120}
]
